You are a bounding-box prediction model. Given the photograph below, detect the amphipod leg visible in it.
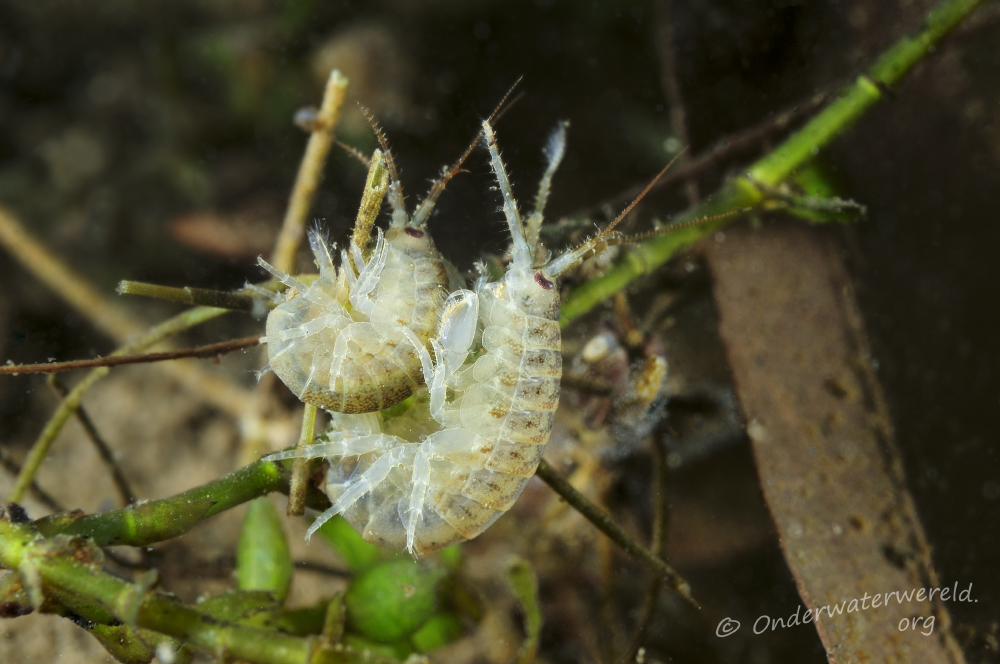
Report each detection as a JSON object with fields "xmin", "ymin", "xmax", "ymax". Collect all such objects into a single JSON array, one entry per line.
[
  {"xmin": 304, "ymin": 443, "xmax": 409, "ymax": 541},
  {"xmin": 406, "ymin": 447, "xmax": 431, "ymax": 554},
  {"xmin": 349, "ymin": 229, "xmax": 388, "ymax": 316},
  {"xmin": 428, "ymin": 289, "xmax": 479, "ymax": 420},
  {"xmin": 263, "ymin": 432, "xmax": 395, "ymax": 463}
]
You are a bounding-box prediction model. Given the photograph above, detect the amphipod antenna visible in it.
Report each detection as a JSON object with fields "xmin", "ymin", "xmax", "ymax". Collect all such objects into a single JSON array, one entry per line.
[
  {"xmin": 411, "ymin": 76, "xmax": 525, "ymax": 228},
  {"xmin": 482, "ymin": 120, "xmax": 533, "ymax": 270},
  {"xmin": 542, "ymin": 149, "xmax": 686, "ymax": 280},
  {"xmin": 360, "ymin": 106, "xmax": 408, "ymax": 230},
  {"xmin": 525, "ymin": 120, "xmax": 569, "ymax": 254}
]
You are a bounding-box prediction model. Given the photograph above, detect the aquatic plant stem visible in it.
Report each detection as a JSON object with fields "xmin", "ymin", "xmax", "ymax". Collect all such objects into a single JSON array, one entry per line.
[
  {"xmin": 5, "ymin": 306, "xmax": 228, "ymax": 503},
  {"xmin": 0, "ymin": 519, "xmax": 396, "ymax": 664},
  {"xmin": 287, "ymin": 404, "xmax": 318, "ymax": 517},
  {"xmin": 31, "ymin": 458, "xmax": 327, "ymax": 546},
  {"xmin": 559, "ymin": 0, "xmax": 987, "ymax": 326},
  {"xmin": 271, "ymin": 70, "xmax": 349, "ymax": 273},
  {"xmin": 535, "ymin": 459, "xmax": 695, "ymax": 608}
]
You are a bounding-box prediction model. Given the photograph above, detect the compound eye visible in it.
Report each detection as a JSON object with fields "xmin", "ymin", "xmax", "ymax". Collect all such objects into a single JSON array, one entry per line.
[
  {"xmin": 534, "ymin": 272, "xmax": 554, "ymax": 290},
  {"xmin": 404, "ymin": 227, "xmax": 425, "ymax": 238}
]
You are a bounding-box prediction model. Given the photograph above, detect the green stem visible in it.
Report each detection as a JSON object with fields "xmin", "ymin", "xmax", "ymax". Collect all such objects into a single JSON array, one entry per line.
[
  {"xmin": 6, "ymin": 306, "xmax": 229, "ymax": 503},
  {"xmin": 117, "ymin": 281, "xmax": 262, "ymax": 312},
  {"xmin": 32, "ymin": 459, "xmax": 330, "ymax": 547},
  {"xmin": 0, "ymin": 520, "xmax": 397, "ymax": 664},
  {"xmin": 559, "ymin": 0, "xmax": 986, "ymax": 326}
]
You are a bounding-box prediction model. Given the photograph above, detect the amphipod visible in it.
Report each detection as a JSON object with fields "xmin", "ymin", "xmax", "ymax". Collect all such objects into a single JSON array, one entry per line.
[
  {"xmin": 259, "ymin": 136, "xmax": 468, "ymax": 414},
  {"xmin": 269, "ymin": 119, "xmax": 666, "ymax": 554}
]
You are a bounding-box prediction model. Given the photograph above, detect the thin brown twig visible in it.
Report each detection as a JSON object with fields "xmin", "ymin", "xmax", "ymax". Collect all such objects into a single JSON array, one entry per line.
[
  {"xmin": 571, "ymin": 90, "xmax": 829, "ymax": 219},
  {"xmin": 47, "ymin": 376, "xmax": 137, "ymax": 506},
  {"xmin": 293, "ymin": 559, "xmax": 352, "ymax": 578},
  {"xmin": 535, "ymin": 458, "xmax": 696, "ymax": 608},
  {"xmin": 0, "ymin": 203, "xmax": 254, "ymax": 417},
  {"xmin": 0, "ymin": 336, "xmax": 261, "ymax": 376},
  {"xmin": 0, "ymin": 204, "xmax": 146, "ymax": 341},
  {"xmin": 286, "ymin": 404, "xmax": 317, "ymax": 517},
  {"xmin": 5, "ymin": 306, "xmax": 233, "ymax": 504},
  {"xmin": 617, "ymin": 438, "xmax": 670, "ymax": 664},
  {"xmin": 0, "ymin": 448, "xmax": 64, "ymax": 512},
  {"xmin": 655, "ymin": 0, "xmax": 700, "ymax": 205}
]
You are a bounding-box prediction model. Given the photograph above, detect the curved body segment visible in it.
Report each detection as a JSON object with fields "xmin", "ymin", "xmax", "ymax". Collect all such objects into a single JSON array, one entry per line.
[{"xmin": 260, "ymin": 146, "xmax": 465, "ymax": 414}]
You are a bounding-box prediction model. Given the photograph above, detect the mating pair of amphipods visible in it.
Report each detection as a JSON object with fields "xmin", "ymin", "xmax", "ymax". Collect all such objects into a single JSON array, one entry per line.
[{"xmin": 261, "ymin": 116, "xmax": 646, "ymax": 555}]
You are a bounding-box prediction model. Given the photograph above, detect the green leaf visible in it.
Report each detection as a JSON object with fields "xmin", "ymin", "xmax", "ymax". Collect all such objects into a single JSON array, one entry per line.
[
  {"xmin": 236, "ymin": 497, "xmax": 293, "ymax": 602},
  {"xmin": 506, "ymin": 556, "xmax": 542, "ymax": 664}
]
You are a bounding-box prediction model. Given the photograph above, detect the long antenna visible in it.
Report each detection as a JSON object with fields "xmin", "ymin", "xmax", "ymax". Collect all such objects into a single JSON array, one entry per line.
[
  {"xmin": 411, "ymin": 76, "xmax": 525, "ymax": 227},
  {"xmin": 619, "ymin": 207, "xmax": 751, "ymax": 243},
  {"xmin": 590, "ymin": 148, "xmax": 688, "ymax": 245}
]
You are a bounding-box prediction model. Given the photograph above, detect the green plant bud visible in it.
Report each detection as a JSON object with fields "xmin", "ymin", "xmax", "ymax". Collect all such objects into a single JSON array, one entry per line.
[{"xmin": 345, "ymin": 560, "xmax": 447, "ymax": 643}]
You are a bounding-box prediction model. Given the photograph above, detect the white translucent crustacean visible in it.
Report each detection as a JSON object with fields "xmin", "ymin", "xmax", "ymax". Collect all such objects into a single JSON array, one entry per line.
[
  {"xmin": 266, "ymin": 119, "xmax": 646, "ymax": 555},
  {"xmin": 258, "ymin": 139, "xmax": 469, "ymax": 414}
]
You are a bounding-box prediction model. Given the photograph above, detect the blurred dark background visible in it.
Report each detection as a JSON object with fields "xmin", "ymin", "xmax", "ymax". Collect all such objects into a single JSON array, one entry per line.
[{"xmin": 1, "ymin": 0, "xmax": 997, "ymax": 662}]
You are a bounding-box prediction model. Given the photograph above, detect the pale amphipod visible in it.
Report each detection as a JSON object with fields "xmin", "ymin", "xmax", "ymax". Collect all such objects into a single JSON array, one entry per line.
[
  {"xmin": 268, "ymin": 118, "xmax": 668, "ymax": 554},
  {"xmin": 259, "ymin": 133, "xmax": 468, "ymax": 414}
]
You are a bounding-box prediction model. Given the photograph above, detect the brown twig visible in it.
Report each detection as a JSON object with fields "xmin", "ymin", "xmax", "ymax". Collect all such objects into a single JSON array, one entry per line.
[
  {"xmin": 535, "ymin": 458, "xmax": 696, "ymax": 608},
  {"xmin": 617, "ymin": 439, "xmax": 670, "ymax": 664},
  {"xmin": 5, "ymin": 306, "xmax": 232, "ymax": 504},
  {"xmin": 0, "ymin": 448, "xmax": 64, "ymax": 512},
  {"xmin": 286, "ymin": 404, "xmax": 317, "ymax": 517},
  {"xmin": 47, "ymin": 376, "xmax": 137, "ymax": 506},
  {"xmin": 0, "ymin": 204, "xmax": 146, "ymax": 341},
  {"xmin": 293, "ymin": 559, "xmax": 352, "ymax": 578},
  {"xmin": 1, "ymin": 336, "xmax": 260, "ymax": 375},
  {"xmin": 0, "ymin": 203, "xmax": 254, "ymax": 418},
  {"xmin": 655, "ymin": 0, "xmax": 700, "ymax": 205}
]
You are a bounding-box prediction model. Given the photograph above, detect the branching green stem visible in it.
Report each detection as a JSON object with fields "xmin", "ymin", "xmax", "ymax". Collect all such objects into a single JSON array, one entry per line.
[
  {"xmin": 559, "ymin": 0, "xmax": 986, "ymax": 326},
  {"xmin": 0, "ymin": 519, "xmax": 397, "ymax": 664}
]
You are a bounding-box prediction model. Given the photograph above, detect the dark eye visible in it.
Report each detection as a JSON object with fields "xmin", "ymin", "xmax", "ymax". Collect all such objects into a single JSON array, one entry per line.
[
  {"xmin": 534, "ymin": 272, "xmax": 554, "ymax": 290},
  {"xmin": 404, "ymin": 227, "xmax": 425, "ymax": 238}
]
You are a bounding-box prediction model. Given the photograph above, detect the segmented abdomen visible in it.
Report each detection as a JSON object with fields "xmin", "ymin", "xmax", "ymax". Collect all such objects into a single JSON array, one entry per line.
[
  {"xmin": 265, "ymin": 242, "xmax": 450, "ymax": 414},
  {"xmin": 334, "ymin": 287, "xmax": 562, "ymax": 553}
]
